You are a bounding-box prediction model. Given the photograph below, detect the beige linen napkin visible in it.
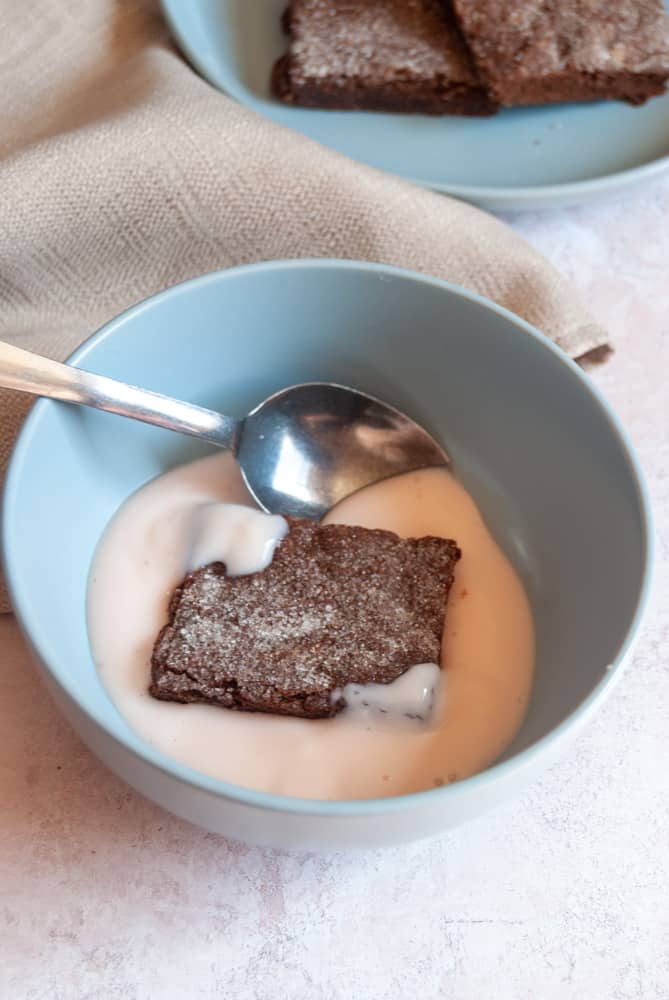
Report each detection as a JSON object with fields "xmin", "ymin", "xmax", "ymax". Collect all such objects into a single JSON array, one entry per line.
[{"xmin": 0, "ymin": 0, "xmax": 606, "ymax": 611}]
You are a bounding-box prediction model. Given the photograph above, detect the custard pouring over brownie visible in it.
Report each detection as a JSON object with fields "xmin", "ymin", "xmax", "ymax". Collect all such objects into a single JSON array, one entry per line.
[
  {"xmin": 151, "ymin": 518, "xmax": 460, "ymax": 720},
  {"xmin": 272, "ymin": 0, "xmax": 497, "ymax": 115}
]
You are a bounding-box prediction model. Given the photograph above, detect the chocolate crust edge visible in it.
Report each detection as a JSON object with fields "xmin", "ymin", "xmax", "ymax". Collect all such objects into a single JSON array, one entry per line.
[
  {"xmin": 485, "ymin": 70, "xmax": 669, "ymax": 108},
  {"xmin": 272, "ymin": 56, "xmax": 497, "ymax": 115}
]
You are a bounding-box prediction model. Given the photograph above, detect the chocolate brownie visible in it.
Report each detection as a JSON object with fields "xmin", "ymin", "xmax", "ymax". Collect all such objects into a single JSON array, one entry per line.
[
  {"xmin": 271, "ymin": 0, "xmax": 497, "ymax": 115},
  {"xmin": 452, "ymin": 0, "xmax": 669, "ymax": 107},
  {"xmin": 150, "ymin": 519, "xmax": 460, "ymax": 719}
]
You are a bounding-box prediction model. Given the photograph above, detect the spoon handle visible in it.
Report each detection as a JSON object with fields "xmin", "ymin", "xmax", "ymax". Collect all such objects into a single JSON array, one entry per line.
[{"xmin": 0, "ymin": 341, "xmax": 240, "ymax": 450}]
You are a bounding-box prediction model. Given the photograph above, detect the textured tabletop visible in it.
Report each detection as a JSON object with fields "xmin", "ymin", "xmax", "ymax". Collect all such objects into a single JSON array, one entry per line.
[{"xmin": 3, "ymin": 178, "xmax": 669, "ymax": 1000}]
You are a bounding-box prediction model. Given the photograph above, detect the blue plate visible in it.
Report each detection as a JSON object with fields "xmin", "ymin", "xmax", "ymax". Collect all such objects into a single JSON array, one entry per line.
[{"xmin": 162, "ymin": 0, "xmax": 669, "ymax": 209}]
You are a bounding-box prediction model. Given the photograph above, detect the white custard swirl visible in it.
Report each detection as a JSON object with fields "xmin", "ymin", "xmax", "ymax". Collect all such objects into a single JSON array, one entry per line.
[{"xmin": 187, "ymin": 502, "xmax": 287, "ymax": 575}]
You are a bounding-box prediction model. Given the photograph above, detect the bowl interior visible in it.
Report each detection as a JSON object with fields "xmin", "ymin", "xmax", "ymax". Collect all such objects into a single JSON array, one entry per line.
[{"xmin": 4, "ymin": 261, "xmax": 648, "ymax": 798}]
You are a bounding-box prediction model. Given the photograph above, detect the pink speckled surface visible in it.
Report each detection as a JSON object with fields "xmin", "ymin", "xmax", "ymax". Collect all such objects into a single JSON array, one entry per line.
[{"xmin": 3, "ymin": 181, "xmax": 669, "ymax": 999}]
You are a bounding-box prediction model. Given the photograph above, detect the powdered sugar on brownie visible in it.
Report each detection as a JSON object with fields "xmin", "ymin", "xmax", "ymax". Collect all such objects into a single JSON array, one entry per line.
[
  {"xmin": 272, "ymin": 0, "xmax": 496, "ymax": 115},
  {"xmin": 151, "ymin": 519, "xmax": 460, "ymax": 719},
  {"xmin": 289, "ymin": 0, "xmax": 478, "ymax": 82}
]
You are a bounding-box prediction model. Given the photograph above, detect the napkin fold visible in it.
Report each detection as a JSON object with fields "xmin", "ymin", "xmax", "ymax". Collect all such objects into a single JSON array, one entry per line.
[{"xmin": 0, "ymin": 0, "xmax": 607, "ymax": 611}]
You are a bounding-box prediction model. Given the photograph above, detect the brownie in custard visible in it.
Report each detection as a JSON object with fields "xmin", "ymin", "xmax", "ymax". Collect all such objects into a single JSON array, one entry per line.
[{"xmin": 151, "ymin": 518, "xmax": 460, "ymax": 719}]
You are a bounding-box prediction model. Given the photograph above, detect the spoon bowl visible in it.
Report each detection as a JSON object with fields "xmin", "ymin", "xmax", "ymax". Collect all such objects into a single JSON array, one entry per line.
[
  {"xmin": 241, "ymin": 382, "xmax": 447, "ymax": 519},
  {"xmin": 0, "ymin": 343, "xmax": 447, "ymax": 519}
]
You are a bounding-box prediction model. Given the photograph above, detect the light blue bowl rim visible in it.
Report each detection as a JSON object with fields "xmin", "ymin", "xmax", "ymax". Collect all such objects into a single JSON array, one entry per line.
[{"xmin": 2, "ymin": 259, "xmax": 655, "ymax": 818}]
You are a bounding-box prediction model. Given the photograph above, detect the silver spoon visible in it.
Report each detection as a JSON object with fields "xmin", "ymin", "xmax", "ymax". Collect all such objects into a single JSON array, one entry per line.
[{"xmin": 0, "ymin": 341, "xmax": 448, "ymax": 519}]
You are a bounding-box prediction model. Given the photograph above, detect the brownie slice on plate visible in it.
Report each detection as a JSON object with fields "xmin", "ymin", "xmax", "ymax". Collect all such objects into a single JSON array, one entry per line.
[
  {"xmin": 452, "ymin": 0, "xmax": 669, "ymax": 107},
  {"xmin": 150, "ymin": 518, "xmax": 460, "ymax": 720},
  {"xmin": 271, "ymin": 0, "xmax": 496, "ymax": 115}
]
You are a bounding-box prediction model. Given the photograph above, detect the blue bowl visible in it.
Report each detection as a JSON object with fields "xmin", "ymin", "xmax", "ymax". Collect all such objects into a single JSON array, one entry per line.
[
  {"xmin": 161, "ymin": 0, "xmax": 669, "ymax": 209},
  {"xmin": 2, "ymin": 260, "xmax": 653, "ymax": 850}
]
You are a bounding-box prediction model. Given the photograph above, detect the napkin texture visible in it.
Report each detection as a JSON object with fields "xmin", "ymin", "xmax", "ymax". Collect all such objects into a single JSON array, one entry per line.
[{"xmin": 0, "ymin": 0, "xmax": 606, "ymax": 611}]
